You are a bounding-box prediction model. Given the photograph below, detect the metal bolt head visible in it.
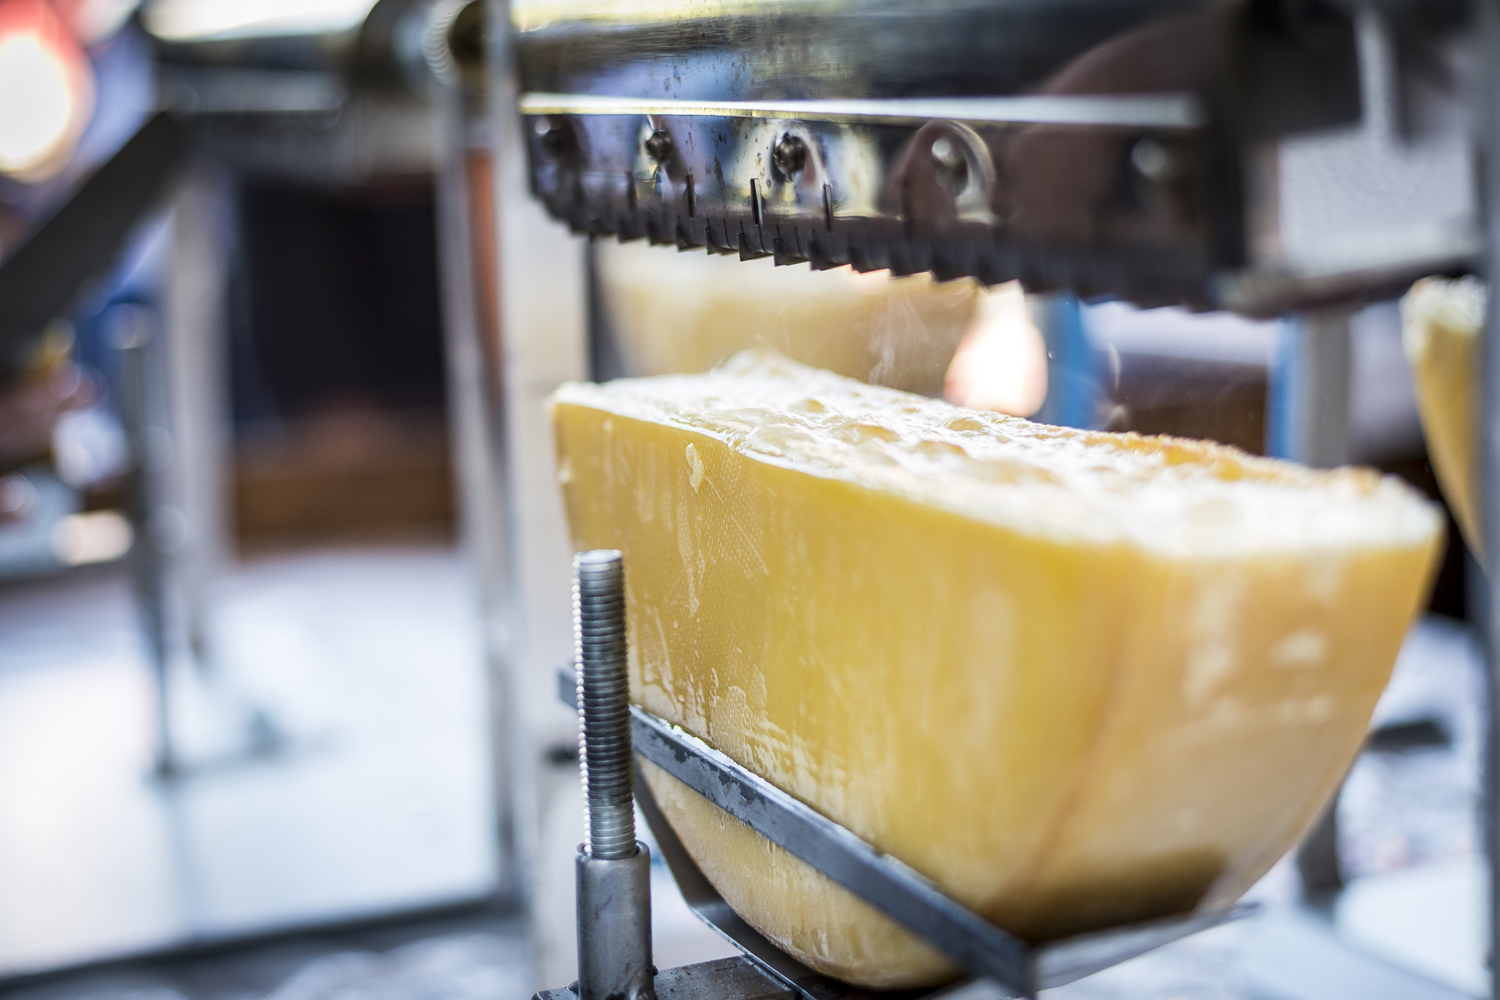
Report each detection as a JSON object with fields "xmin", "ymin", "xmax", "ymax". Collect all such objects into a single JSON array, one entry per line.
[
  {"xmin": 1130, "ymin": 136, "xmax": 1178, "ymax": 183},
  {"xmin": 773, "ymin": 132, "xmax": 808, "ymax": 176},
  {"xmin": 536, "ymin": 117, "xmax": 577, "ymax": 162},
  {"xmin": 930, "ymin": 136, "xmax": 961, "ymax": 168},
  {"xmin": 644, "ymin": 129, "xmax": 674, "ymax": 163},
  {"xmin": 929, "ymin": 135, "xmax": 968, "ymax": 192}
]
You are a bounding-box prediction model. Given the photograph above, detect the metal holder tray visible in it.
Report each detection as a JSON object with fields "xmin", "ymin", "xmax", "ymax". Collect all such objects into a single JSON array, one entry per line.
[{"xmin": 546, "ymin": 667, "xmax": 1250, "ymax": 1000}]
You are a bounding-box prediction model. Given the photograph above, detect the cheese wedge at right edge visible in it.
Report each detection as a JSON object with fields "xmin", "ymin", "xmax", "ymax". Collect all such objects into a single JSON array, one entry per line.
[
  {"xmin": 1402, "ymin": 275, "xmax": 1483, "ymax": 561},
  {"xmin": 552, "ymin": 352, "xmax": 1444, "ymax": 988}
]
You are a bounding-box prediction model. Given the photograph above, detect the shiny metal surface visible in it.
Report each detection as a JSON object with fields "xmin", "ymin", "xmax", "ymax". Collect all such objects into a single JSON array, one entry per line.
[
  {"xmin": 1477, "ymin": 3, "xmax": 1500, "ymax": 997},
  {"xmin": 572, "ymin": 552, "xmax": 654, "ymax": 1000},
  {"xmin": 633, "ymin": 769, "xmax": 919, "ymax": 1000},
  {"xmin": 548, "ymin": 668, "xmax": 1248, "ymax": 999},
  {"xmin": 145, "ymin": 0, "xmax": 437, "ymax": 183},
  {"xmin": 576, "ymin": 845, "xmax": 657, "ymax": 1000},
  {"xmin": 429, "ymin": 0, "xmax": 520, "ymax": 914},
  {"xmin": 480, "ymin": 0, "xmax": 593, "ymax": 985},
  {"xmin": 517, "ymin": 94, "xmax": 1208, "ymax": 129},
  {"xmin": 629, "ymin": 700, "xmax": 1251, "ymax": 997},
  {"xmin": 512, "ymin": 0, "xmax": 1481, "ymax": 311},
  {"xmin": 523, "ymin": 102, "xmax": 1221, "ymax": 301},
  {"xmin": 537, "ymin": 957, "xmax": 794, "ymax": 1000},
  {"xmin": 510, "ymin": 0, "xmax": 1353, "ymax": 305},
  {"xmin": 629, "ymin": 705, "xmax": 1033, "ymax": 993},
  {"xmin": 574, "ymin": 551, "xmax": 636, "ymax": 861},
  {"xmin": 511, "ymin": 0, "xmax": 1330, "ymax": 110}
]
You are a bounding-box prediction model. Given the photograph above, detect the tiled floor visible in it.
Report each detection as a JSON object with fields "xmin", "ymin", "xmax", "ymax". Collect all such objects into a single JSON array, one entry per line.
[
  {"xmin": 0, "ymin": 547, "xmax": 499, "ymax": 979},
  {"xmin": 0, "ymin": 907, "xmax": 532, "ymax": 1000}
]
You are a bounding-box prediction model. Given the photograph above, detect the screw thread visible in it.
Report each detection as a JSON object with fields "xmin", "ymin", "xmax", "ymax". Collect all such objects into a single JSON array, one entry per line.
[{"xmin": 574, "ymin": 550, "xmax": 636, "ymax": 860}]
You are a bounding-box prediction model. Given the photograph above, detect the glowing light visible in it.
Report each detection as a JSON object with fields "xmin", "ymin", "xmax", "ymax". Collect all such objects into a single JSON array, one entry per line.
[
  {"xmin": 58, "ymin": 0, "xmax": 139, "ymax": 45},
  {"xmin": 0, "ymin": 33, "xmax": 74, "ymax": 174},
  {"xmin": 50, "ymin": 510, "xmax": 132, "ymax": 566},
  {"xmin": 944, "ymin": 281, "xmax": 1049, "ymax": 416},
  {"xmin": 144, "ymin": 0, "xmax": 380, "ymax": 42},
  {"xmin": 0, "ymin": 0, "xmax": 92, "ymax": 181}
]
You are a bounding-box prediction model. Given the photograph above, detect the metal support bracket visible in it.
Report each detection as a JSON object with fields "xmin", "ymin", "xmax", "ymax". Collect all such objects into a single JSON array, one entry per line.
[{"xmin": 550, "ymin": 667, "xmax": 1251, "ymax": 1000}]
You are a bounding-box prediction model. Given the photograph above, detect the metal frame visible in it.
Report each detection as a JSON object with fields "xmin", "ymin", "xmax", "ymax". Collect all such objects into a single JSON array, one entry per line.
[
  {"xmin": 1477, "ymin": 3, "xmax": 1500, "ymax": 997},
  {"xmin": 485, "ymin": 0, "xmax": 595, "ymax": 986},
  {"xmin": 510, "ymin": 0, "xmax": 1483, "ymax": 313},
  {"xmin": 480, "ymin": 2, "xmax": 1500, "ymax": 995},
  {"xmin": 549, "ymin": 669, "xmax": 1249, "ymax": 1000},
  {"xmin": 632, "ymin": 719, "xmax": 1250, "ymax": 999}
]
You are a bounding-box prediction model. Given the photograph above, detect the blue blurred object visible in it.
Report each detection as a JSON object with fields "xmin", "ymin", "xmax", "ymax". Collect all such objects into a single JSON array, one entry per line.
[{"xmin": 1032, "ymin": 292, "xmax": 1096, "ymax": 429}]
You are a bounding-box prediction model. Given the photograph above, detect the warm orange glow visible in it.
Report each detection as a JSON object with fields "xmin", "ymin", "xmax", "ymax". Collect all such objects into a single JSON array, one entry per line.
[
  {"xmin": 944, "ymin": 281, "xmax": 1048, "ymax": 416},
  {"xmin": 53, "ymin": 0, "xmax": 137, "ymax": 45},
  {"xmin": 0, "ymin": 0, "xmax": 92, "ymax": 182}
]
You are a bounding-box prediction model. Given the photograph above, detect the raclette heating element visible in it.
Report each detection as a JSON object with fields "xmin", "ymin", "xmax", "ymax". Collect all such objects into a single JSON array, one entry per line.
[{"xmin": 512, "ymin": 0, "xmax": 1476, "ymax": 314}]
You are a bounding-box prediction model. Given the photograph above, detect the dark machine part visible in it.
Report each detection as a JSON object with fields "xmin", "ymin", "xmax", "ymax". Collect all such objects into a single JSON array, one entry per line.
[
  {"xmin": 513, "ymin": 0, "xmax": 1476, "ymax": 311},
  {"xmin": 146, "ymin": 0, "xmax": 438, "ymax": 184},
  {"xmin": 0, "ymin": 112, "xmax": 183, "ymax": 383}
]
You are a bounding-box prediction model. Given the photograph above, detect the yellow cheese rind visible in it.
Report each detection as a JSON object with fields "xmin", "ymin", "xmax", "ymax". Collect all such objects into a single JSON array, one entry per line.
[
  {"xmin": 1401, "ymin": 276, "xmax": 1482, "ymax": 560},
  {"xmin": 552, "ymin": 352, "xmax": 1442, "ymax": 988}
]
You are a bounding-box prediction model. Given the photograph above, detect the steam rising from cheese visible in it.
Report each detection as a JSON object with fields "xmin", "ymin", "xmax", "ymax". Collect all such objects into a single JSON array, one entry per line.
[{"xmin": 553, "ymin": 352, "xmax": 1442, "ymax": 988}]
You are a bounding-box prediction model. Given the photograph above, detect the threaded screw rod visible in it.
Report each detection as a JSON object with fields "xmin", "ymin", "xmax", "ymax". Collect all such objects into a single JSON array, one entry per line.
[{"xmin": 574, "ymin": 549, "xmax": 636, "ymax": 859}]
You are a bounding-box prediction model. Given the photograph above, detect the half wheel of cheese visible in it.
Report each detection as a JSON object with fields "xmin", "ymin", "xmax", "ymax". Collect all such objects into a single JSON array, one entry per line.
[{"xmin": 552, "ymin": 352, "xmax": 1442, "ymax": 989}]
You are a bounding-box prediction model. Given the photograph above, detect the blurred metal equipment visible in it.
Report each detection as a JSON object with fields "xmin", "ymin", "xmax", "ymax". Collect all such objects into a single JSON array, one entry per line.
[
  {"xmin": 136, "ymin": 0, "xmax": 447, "ymax": 773},
  {"xmin": 145, "ymin": 0, "xmax": 436, "ymax": 184},
  {"xmin": 1477, "ymin": 5, "xmax": 1500, "ymax": 1000},
  {"xmin": 1270, "ymin": 307, "xmax": 1354, "ymax": 467},
  {"xmin": 544, "ymin": 663, "xmax": 1251, "ymax": 1000},
  {"xmin": 427, "ymin": 0, "xmax": 522, "ymax": 906},
  {"xmin": 429, "ymin": 0, "xmax": 589, "ymax": 982},
  {"xmin": 423, "ymin": 0, "xmax": 1500, "ymax": 996},
  {"xmin": 0, "ymin": 111, "xmax": 185, "ymax": 771},
  {"xmin": 111, "ymin": 303, "xmax": 178, "ymax": 775},
  {"xmin": 0, "ymin": 0, "xmax": 496, "ymax": 981},
  {"xmin": 511, "ymin": 0, "xmax": 1475, "ymax": 314},
  {"xmin": 0, "ymin": 0, "xmax": 496, "ymax": 976},
  {"xmin": 0, "ymin": 112, "xmax": 182, "ymax": 382},
  {"xmin": 570, "ymin": 550, "xmax": 656, "ymax": 1000}
]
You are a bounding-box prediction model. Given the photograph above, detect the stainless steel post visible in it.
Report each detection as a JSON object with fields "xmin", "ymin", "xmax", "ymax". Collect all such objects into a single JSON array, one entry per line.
[
  {"xmin": 1479, "ymin": 3, "xmax": 1500, "ymax": 996},
  {"xmin": 1276, "ymin": 306, "xmax": 1353, "ymax": 469},
  {"xmin": 573, "ymin": 551, "xmax": 655, "ymax": 1000},
  {"xmin": 111, "ymin": 303, "xmax": 176, "ymax": 776},
  {"xmin": 161, "ymin": 161, "xmax": 233, "ymax": 671},
  {"xmin": 429, "ymin": 0, "xmax": 513, "ymax": 896},
  {"xmin": 485, "ymin": 0, "xmax": 591, "ymax": 985}
]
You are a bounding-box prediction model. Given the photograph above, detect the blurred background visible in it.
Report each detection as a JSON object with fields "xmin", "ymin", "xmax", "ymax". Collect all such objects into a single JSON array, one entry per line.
[{"xmin": 0, "ymin": 2, "xmax": 1486, "ymax": 1000}]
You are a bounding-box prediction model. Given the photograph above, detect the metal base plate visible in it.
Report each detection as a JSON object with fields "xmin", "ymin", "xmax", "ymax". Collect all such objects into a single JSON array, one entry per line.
[{"xmin": 536, "ymin": 957, "xmax": 796, "ymax": 1000}]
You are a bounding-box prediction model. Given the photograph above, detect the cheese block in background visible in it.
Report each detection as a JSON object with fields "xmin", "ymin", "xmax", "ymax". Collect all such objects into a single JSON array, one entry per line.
[
  {"xmin": 595, "ymin": 241, "xmax": 977, "ymax": 395},
  {"xmin": 1401, "ymin": 276, "xmax": 1483, "ymax": 560},
  {"xmin": 552, "ymin": 353, "xmax": 1442, "ymax": 988}
]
